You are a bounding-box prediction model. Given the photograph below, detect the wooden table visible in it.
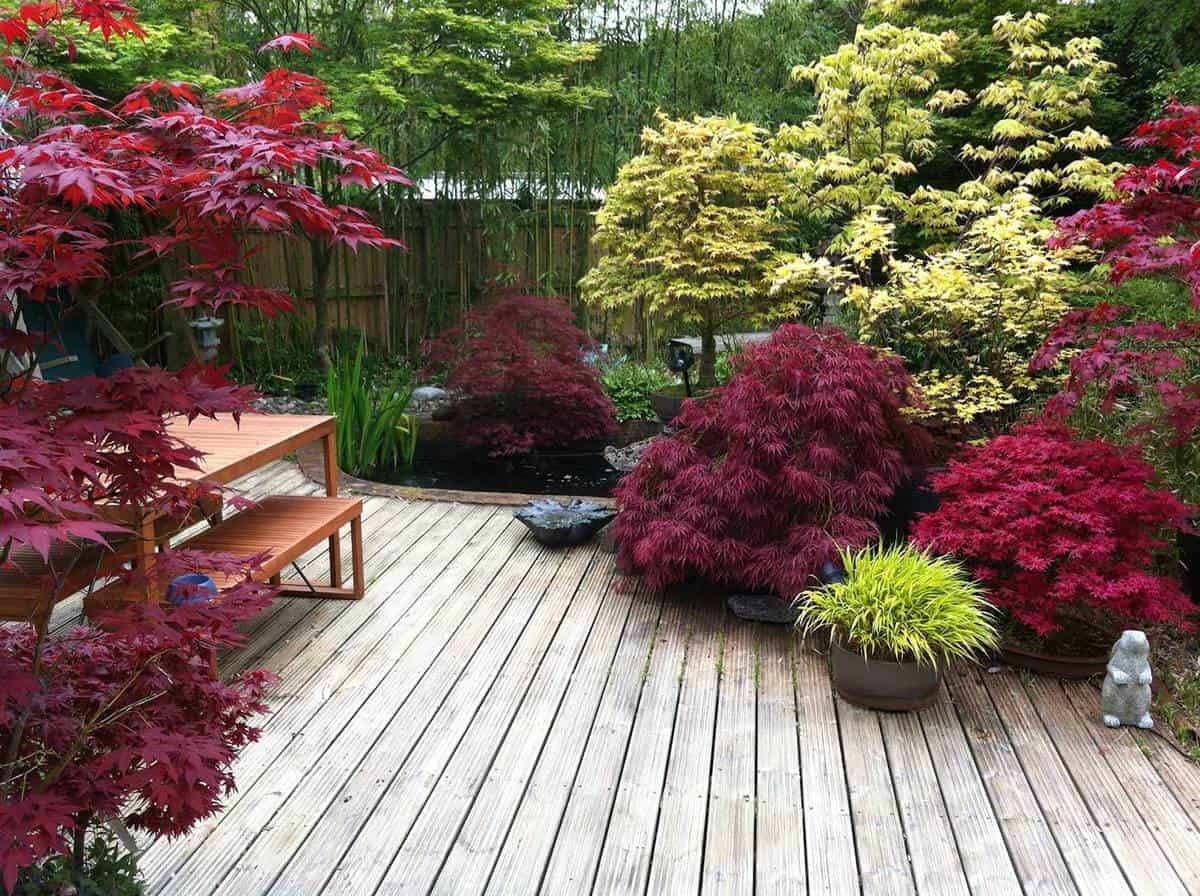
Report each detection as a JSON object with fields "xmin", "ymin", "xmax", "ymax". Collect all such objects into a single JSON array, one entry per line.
[
  {"xmin": 97, "ymin": 413, "xmax": 342, "ymax": 608},
  {"xmin": 167, "ymin": 413, "xmax": 337, "ymax": 490}
]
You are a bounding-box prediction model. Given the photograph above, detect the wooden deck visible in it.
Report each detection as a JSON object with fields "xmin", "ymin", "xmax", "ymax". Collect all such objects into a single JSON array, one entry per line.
[{"xmin": 50, "ymin": 462, "xmax": 1200, "ymax": 895}]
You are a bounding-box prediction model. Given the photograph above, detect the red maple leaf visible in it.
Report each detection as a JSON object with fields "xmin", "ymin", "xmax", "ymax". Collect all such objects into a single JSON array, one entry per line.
[{"xmin": 257, "ymin": 31, "xmax": 322, "ymax": 55}]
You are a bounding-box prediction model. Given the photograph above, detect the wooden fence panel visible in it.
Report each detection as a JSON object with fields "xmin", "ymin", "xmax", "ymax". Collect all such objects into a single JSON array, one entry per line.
[{"xmin": 241, "ymin": 202, "xmax": 599, "ymax": 355}]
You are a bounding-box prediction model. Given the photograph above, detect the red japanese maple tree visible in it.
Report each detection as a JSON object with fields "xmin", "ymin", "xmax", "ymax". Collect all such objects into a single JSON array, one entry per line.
[
  {"xmin": 1041, "ymin": 104, "xmax": 1200, "ymax": 510},
  {"xmin": 0, "ymin": 0, "xmax": 405, "ymax": 886},
  {"xmin": 1032, "ymin": 304, "xmax": 1200, "ymax": 453},
  {"xmin": 1052, "ymin": 101, "xmax": 1200, "ymax": 306},
  {"xmin": 422, "ymin": 292, "xmax": 617, "ymax": 457},
  {"xmin": 612, "ymin": 324, "xmax": 930, "ymax": 598},
  {"xmin": 0, "ymin": 569, "xmax": 274, "ymax": 893},
  {"xmin": 912, "ymin": 424, "xmax": 1192, "ymax": 641}
]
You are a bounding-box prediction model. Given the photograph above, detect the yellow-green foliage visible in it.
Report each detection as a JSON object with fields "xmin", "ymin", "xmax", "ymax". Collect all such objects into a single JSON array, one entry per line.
[
  {"xmin": 796, "ymin": 544, "xmax": 998, "ymax": 668},
  {"xmin": 845, "ymin": 194, "xmax": 1087, "ymax": 422},
  {"xmin": 580, "ymin": 114, "xmax": 790, "ymax": 384},
  {"xmin": 773, "ymin": 4, "xmax": 1115, "ymax": 424},
  {"xmin": 962, "ymin": 13, "xmax": 1120, "ymax": 208},
  {"xmin": 775, "ymin": 19, "xmax": 964, "ymax": 243}
]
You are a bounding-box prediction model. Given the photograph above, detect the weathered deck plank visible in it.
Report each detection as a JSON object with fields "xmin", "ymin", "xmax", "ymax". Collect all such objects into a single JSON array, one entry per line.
[
  {"xmin": 482, "ymin": 582, "xmax": 659, "ymax": 896},
  {"xmin": 431, "ymin": 565, "xmax": 634, "ymax": 895},
  {"xmin": 373, "ymin": 546, "xmax": 610, "ymax": 894},
  {"xmin": 920, "ymin": 684, "xmax": 1023, "ymax": 894},
  {"xmin": 588, "ymin": 597, "xmax": 690, "ymax": 895},
  {"xmin": 1023, "ymin": 676, "xmax": 1191, "ymax": 895},
  {"xmin": 123, "ymin": 473, "xmax": 1199, "ymax": 896},
  {"xmin": 943, "ymin": 667, "xmax": 1078, "ymax": 896},
  {"xmin": 835, "ymin": 696, "xmax": 915, "ymax": 896},
  {"xmin": 641, "ymin": 600, "xmax": 721, "ymax": 894},
  {"xmin": 251, "ymin": 518, "xmax": 542, "ymax": 896},
  {"xmin": 981, "ymin": 670, "xmax": 1135, "ymax": 896},
  {"xmin": 188, "ymin": 509, "xmax": 519, "ymax": 896},
  {"xmin": 144, "ymin": 502, "xmax": 490, "ymax": 890},
  {"xmin": 702, "ymin": 618, "xmax": 757, "ymax": 896},
  {"xmin": 794, "ymin": 641, "xmax": 860, "ymax": 895},
  {"xmin": 878, "ymin": 710, "xmax": 971, "ymax": 896},
  {"xmin": 754, "ymin": 628, "xmax": 806, "ymax": 896},
  {"xmin": 1059, "ymin": 682, "xmax": 1200, "ymax": 893}
]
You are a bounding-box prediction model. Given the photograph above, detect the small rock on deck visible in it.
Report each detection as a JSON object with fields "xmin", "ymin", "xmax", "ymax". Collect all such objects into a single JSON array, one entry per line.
[{"xmin": 49, "ymin": 462, "xmax": 1200, "ymax": 896}]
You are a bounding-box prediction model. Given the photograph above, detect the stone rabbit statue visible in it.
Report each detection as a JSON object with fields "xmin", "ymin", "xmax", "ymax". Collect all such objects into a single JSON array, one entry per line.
[{"xmin": 1101, "ymin": 630, "xmax": 1153, "ymax": 729}]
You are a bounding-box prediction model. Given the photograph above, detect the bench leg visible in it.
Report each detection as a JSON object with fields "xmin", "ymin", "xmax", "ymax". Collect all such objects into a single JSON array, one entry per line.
[
  {"xmin": 351, "ymin": 514, "xmax": 364, "ymax": 598},
  {"xmin": 328, "ymin": 534, "xmax": 343, "ymax": 588},
  {"xmin": 274, "ymin": 515, "xmax": 364, "ymax": 600}
]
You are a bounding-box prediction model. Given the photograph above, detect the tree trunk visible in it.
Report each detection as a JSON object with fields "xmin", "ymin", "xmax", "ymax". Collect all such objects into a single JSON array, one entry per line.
[
  {"xmin": 699, "ymin": 325, "xmax": 717, "ymax": 389},
  {"xmin": 310, "ymin": 240, "xmax": 334, "ymax": 373},
  {"xmin": 71, "ymin": 812, "xmax": 91, "ymax": 882}
]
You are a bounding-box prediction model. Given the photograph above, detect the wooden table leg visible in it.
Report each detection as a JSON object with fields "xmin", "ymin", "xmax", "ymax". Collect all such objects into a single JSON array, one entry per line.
[
  {"xmin": 323, "ymin": 432, "xmax": 343, "ymax": 587},
  {"xmin": 134, "ymin": 512, "xmax": 158, "ymax": 603}
]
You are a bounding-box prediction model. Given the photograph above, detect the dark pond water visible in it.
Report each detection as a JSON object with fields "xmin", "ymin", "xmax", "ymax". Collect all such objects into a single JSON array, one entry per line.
[{"xmin": 371, "ymin": 448, "xmax": 623, "ymax": 497}]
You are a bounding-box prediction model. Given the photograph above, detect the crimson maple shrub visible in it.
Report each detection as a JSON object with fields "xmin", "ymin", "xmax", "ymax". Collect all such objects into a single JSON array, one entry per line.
[
  {"xmin": 0, "ymin": 2, "xmax": 403, "ymax": 886},
  {"xmin": 911, "ymin": 424, "xmax": 1192, "ymax": 640},
  {"xmin": 1043, "ymin": 104, "xmax": 1200, "ymax": 509},
  {"xmin": 1031, "ymin": 303, "xmax": 1200, "ymax": 504},
  {"xmin": 0, "ymin": 572, "xmax": 275, "ymax": 893},
  {"xmin": 612, "ymin": 324, "xmax": 930, "ymax": 597},
  {"xmin": 422, "ymin": 292, "xmax": 617, "ymax": 457},
  {"xmin": 1053, "ymin": 101, "xmax": 1200, "ymax": 306}
]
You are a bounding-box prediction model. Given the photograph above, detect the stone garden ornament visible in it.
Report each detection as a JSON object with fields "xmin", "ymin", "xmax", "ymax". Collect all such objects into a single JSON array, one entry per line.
[{"xmin": 1100, "ymin": 630, "xmax": 1153, "ymax": 729}]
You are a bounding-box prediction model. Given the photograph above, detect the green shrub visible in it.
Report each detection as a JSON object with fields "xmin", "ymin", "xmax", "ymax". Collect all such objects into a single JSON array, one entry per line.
[
  {"xmin": 15, "ymin": 831, "xmax": 143, "ymax": 896},
  {"xmin": 714, "ymin": 349, "xmax": 736, "ymax": 385},
  {"xmin": 326, "ymin": 341, "xmax": 418, "ymax": 475},
  {"xmin": 601, "ymin": 361, "xmax": 675, "ymax": 422},
  {"xmin": 796, "ymin": 544, "xmax": 998, "ymax": 668}
]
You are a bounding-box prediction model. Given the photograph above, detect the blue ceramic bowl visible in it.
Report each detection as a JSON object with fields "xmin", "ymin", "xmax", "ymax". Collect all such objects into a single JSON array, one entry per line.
[{"xmin": 166, "ymin": 573, "xmax": 218, "ymax": 605}]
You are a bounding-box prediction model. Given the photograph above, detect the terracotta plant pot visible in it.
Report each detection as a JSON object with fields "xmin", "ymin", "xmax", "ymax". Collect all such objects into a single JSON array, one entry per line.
[
  {"xmin": 829, "ymin": 639, "xmax": 941, "ymax": 711},
  {"xmin": 997, "ymin": 642, "xmax": 1108, "ymax": 680}
]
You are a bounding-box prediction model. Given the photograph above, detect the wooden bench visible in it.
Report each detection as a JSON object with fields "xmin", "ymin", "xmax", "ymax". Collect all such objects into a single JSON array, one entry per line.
[
  {"xmin": 178, "ymin": 495, "xmax": 364, "ymax": 599},
  {"xmin": 82, "ymin": 495, "xmax": 364, "ymax": 615}
]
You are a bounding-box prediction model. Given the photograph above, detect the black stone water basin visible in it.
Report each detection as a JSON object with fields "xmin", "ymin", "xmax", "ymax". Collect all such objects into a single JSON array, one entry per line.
[{"xmin": 514, "ymin": 499, "xmax": 618, "ymax": 547}]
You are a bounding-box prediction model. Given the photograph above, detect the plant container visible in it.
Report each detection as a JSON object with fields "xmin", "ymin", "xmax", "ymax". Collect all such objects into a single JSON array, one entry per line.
[
  {"xmin": 829, "ymin": 639, "xmax": 940, "ymax": 711},
  {"xmin": 649, "ymin": 387, "xmax": 709, "ymax": 423},
  {"xmin": 997, "ymin": 641, "xmax": 1107, "ymax": 680},
  {"xmin": 166, "ymin": 573, "xmax": 218, "ymax": 605},
  {"xmin": 881, "ymin": 464, "xmax": 945, "ymax": 543},
  {"xmin": 1180, "ymin": 521, "xmax": 1199, "ymax": 602}
]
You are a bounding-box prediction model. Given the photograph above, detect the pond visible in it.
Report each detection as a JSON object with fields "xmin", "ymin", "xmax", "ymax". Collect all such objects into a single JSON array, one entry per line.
[{"xmin": 370, "ymin": 447, "xmax": 623, "ymax": 497}]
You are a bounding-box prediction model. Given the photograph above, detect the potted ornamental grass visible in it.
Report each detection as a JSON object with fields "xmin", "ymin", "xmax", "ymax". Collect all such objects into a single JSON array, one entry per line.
[{"xmin": 796, "ymin": 544, "xmax": 998, "ymax": 711}]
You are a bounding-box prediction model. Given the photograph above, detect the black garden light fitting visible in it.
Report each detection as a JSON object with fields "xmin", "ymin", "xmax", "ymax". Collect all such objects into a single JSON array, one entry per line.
[{"xmin": 664, "ymin": 339, "xmax": 696, "ymax": 396}]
